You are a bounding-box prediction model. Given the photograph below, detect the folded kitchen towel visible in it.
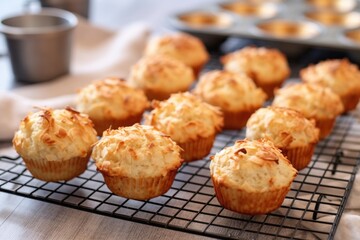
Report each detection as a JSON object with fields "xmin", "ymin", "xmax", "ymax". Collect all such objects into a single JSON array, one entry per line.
[
  {"xmin": 0, "ymin": 91, "xmax": 75, "ymax": 140},
  {"xmin": 276, "ymin": 168, "xmax": 360, "ymax": 240},
  {"xmin": 0, "ymin": 17, "xmax": 150, "ymax": 140}
]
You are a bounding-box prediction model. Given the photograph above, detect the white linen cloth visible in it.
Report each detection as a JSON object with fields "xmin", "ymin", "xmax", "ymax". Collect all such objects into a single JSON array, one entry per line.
[
  {"xmin": 277, "ymin": 171, "xmax": 360, "ymax": 240},
  {"xmin": 0, "ymin": 17, "xmax": 150, "ymax": 140}
]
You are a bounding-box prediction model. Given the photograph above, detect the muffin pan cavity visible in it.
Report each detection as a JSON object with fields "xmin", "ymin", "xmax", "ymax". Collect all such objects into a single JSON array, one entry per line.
[
  {"xmin": 177, "ymin": 11, "xmax": 233, "ymax": 29},
  {"xmin": 219, "ymin": 1, "xmax": 278, "ymax": 19},
  {"xmin": 305, "ymin": 10, "xmax": 360, "ymax": 28},
  {"xmin": 345, "ymin": 28, "xmax": 360, "ymax": 44},
  {"xmin": 169, "ymin": 0, "xmax": 360, "ymax": 50},
  {"xmin": 256, "ymin": 19, "xmax": 320, "ymax": 39},
  {"xmin": 306, "ymin": 0, "xmax": 357, "ymax": 12}
]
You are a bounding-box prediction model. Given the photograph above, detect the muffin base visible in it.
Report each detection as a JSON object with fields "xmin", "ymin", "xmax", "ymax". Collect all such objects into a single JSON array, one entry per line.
[
  {"xmin": 211, "ymin": 176, "xmax": 291, "ymax": 215},
  {"xmin": 192, "ymin": 63, "xmax": 206, "ymax": 79},
  {"xmin": 223, "ymin": 109, "xmax": 257, "ymax": 130},
  {"xmin": 281, "ymin": 143, "xmax": 316, "ymax": 171},
  {"xmin": 256, "ymin": 81, "xmax": 283, "ymax": 99},
  {"xmin": 178, "ymin": 134, "xmax": 215, "ymax": 162},
  {"xmin": 316, "ymin": 117, "xmax": 336, "ymax": 140},
  {"xmin": 101, "ymin": 170, "xmax": 177, "ymax": 200},
  {"xmin": 92, "ymin": 113, "xmax": 143, "ymax": 136},
  {"xmin": 23, "ymin": 155, "xmax": 90, "ymax": 182},
  {"xmin": 144, "ymin": 87, "xmax": 190, "ymax": 101},
  {"xmin": 340, "ymin": 93, "xmax": 360, "ymax": 112}
]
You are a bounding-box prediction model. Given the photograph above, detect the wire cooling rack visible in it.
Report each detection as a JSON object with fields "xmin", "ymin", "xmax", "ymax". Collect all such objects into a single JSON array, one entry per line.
[
  {"xmin": 1, "ymin": 50, "xmax": 360, "ymax": 240},
  {"xmin": 1, "ymin": 111, "xmax": 359, "ymax": 240}
]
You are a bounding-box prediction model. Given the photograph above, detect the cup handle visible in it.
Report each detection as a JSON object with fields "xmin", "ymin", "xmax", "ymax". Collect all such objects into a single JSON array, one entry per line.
[{"xmin": 23, "ymin": 0, "xmax": 41, "ymax": 13}]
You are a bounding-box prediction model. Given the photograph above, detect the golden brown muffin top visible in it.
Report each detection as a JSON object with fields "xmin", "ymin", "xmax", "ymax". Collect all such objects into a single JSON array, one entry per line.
[
  {"xmin": 210, "ymin": 139, "xmax": 297, "ymax": 192},
  {"xmin": 221, "ymin": 46, "xmax": 290, "ymax": 84},
  {"xmin": 91, "ymin": 124, "xmax": 183, "ymax": 178},
  {"xmin": 246, "ymin": 107, "xmax": 319, "ymax": 148},
  {"xmin": 128, "ymin": 55, "xmax": 195, "ymax": 93},
  {"xmin": 193, "ymin": 70, "xmax": 266, "ymax": 111},
  {"xmin": 76, "ymin": 77, "xmax": 149, "ymax": 119},
  {"xmin": 145, "ymin": 92, "xmax": 223, "ymax": 143},
  {"xmin": 13, "ymin": 107, "xmax": 97, "ymax": 161},
  {"xmin": 273, "ymin": 82, "xmax": 344, "ymax": 119},
  {"xmin": 144, "ymin": 33, "xmax": 209, "ymax": 68},
  {"xmin": 300, "ymin": 59, "xmax": 360, "ymax": 97}
]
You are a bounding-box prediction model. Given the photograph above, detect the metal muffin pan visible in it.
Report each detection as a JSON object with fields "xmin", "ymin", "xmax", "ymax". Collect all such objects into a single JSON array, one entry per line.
[{"xmin": 169, "ymin": 0, "xmax": 360, "ymax": 50}]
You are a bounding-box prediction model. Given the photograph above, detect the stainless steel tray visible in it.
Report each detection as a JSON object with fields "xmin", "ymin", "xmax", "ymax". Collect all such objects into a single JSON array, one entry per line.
[{"xmin": 169, "ymin": 0, "xmax": 360, "ymax": 51}]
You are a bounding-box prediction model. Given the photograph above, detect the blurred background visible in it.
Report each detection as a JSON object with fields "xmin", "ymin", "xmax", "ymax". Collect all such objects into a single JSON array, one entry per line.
[
  {"xmin": 1, "ymin": 0, "xmax": 360, "ymax": 89},
  {"xmin": 0, "ymin": 0, "xmax": 221, "ymax": 89}
]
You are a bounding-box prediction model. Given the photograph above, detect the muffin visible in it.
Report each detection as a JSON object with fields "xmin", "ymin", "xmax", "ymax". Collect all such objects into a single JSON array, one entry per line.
[
  {"xmin": 145, "ymin": 92, "xmax": 223, "ymax": 162},
  {"xmin": 128, "ymin": 55, "xmax": 195, "ymax": 101},
  {"xmin": 13, "ymin": 107, "xmax": 97, "ymax": 181},
  {"xmin": 76, "ymin": 77, "xmax": 149, "ymax": 136},
  {"xmin": 91, "ymin": 124, "xmax": 183, "ymax": 200},
  {"xmin": 273, "ymin": 82, "xmax": 344, "ymax": 139},
  {"xmin": 300, "ymin": 59, "xmax": 360, "ymax": 112},
  {"xmin": 144, "ymin": 33, "xmax": 209, "ymax": 77},
  {"xmin": 221, "ymin": 46, "xmax": 290, "ymax": 98},
  {"xmin": 193, "ymin": 70, "xmax": 266, "ymax": 129},
  {"xmin": 246, "ymin": 107, "xmax": 319, "ymax": 170},
  {"xmin": 210, "ymin": 139, "xmax": 297, "ymax": 215}
]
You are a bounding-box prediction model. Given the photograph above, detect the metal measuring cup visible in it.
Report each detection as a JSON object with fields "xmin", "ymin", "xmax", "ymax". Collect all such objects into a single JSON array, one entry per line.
[{"xmin": 0, "ymin": 8, "xmax": 77, "ymax": 83}]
